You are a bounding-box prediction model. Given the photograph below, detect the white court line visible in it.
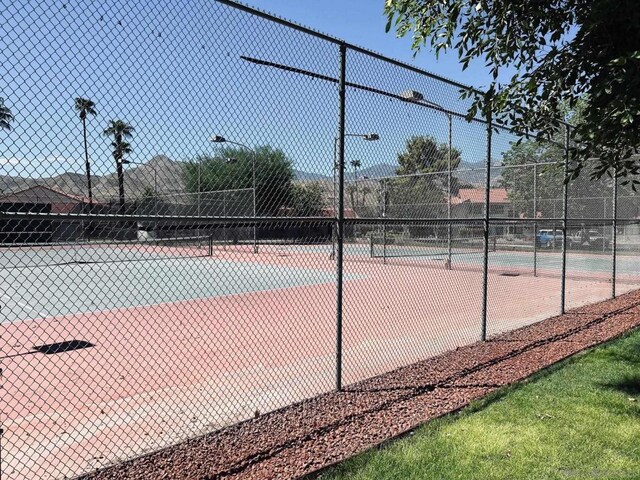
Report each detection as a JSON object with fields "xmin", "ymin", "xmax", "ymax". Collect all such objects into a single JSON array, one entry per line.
[{"xmin": 1, "ymin": 294, "xmax": 51, "ymax": 318}]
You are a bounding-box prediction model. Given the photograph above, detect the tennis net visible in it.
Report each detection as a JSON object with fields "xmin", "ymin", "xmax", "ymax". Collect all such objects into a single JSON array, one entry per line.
[
  {"xmin": 370, "ymin": 228, "xmax": 491, "ymax": 260},
  {"xmin": 0, "ymin": 235, "xmax": 214, "ymax": 269}
]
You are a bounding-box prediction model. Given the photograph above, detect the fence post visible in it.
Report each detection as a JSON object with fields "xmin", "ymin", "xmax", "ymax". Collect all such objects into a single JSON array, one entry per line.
[
  {"xmin": 481, "ymin": 110, "xmax": 492, "ymax": 341},
  {"xmin": 533, "ymin": 162, "xmax": 538, "ymax": 276},
  {"xmin": 446, "ymin": 114, "xmax": 453, "ymax": 269},
  {"xmin": 560, "ymin": 124, "xmax": 570, "ymax": 314},
  {"xmin": 382, "ymin": 178, "xmax": 387, "ymax": 264},
  {"xmin": 335, "ymin": 42, "xmax": 347, "ymax": 392},
  {"xmin": 612, "ymin": 169, "xmax": 618, "ymax": 298}
]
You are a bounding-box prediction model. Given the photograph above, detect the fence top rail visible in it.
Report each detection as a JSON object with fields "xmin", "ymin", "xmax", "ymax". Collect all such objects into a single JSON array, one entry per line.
[
  {"xmin": 216, "ymin": 0, "xmax": 484, "ymax": 96},
  {"xmin": 220, "ymin": 0, "xmax": 573, "ymax": 138},
  {"xmin": 354, "ymin": 161, "xmax": 563, "ymax": 183},
  {"xmin": 0, "ymin": 211, "xmax": 334, "ymax": 224}
]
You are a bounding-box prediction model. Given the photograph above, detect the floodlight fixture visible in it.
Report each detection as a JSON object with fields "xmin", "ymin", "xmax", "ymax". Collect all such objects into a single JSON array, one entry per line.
[{"xmin": 400, "ymin": 90, "xmax": 425, "ymax": 102}]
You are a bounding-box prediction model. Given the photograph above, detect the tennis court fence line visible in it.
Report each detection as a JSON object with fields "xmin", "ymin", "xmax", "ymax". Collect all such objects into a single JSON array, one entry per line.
[{"xmin": 1, "ymin": 1, "xmax": 639, "ymax": 479}]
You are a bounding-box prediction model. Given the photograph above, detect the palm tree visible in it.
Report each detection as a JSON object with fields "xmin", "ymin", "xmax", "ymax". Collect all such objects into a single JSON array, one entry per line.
[
  {"xmin": 74, "ymin": 97, "xmax": 97, "ymax": 207},
  {"xmin": 350, "ymin": 159, "xmax": 362, "ymax": 181},
  {"xmin": 0, "ymin": 97, "xmax": 14, "ymax": 131},
  {"xmin": 103, "ymin": 120, "xmax": 133, "ymax": 209}
]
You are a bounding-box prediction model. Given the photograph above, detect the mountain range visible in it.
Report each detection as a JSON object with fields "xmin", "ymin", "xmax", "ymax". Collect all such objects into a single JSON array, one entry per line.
[{"xmin": 0, "ymin": 157, "xmax": 493, "ymax": 201}]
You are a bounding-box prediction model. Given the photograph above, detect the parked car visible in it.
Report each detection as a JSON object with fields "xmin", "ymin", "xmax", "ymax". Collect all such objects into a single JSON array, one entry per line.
[
  {"xmin": 568, "ymin": 230, "xmax": 610, "ymax": 249},
  {"xmin": 536, "ymin": 229, "xmax": 564, "ymax": 248}
]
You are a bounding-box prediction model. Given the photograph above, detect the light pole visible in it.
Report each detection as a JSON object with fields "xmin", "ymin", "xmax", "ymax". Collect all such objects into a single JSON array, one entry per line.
[
  {"xmin": 123, "ymin": 159, "xmax": 157, "ymax": 238},
  {"xmin": 400, "ymin": 90, "xmax": 454, "ymax": 268},
  {"xmin": 210, "ymin": 135, "xmax": 258, "ymax": 254},
  {"xmin": 122, "ymin": 159, "xmax": 157, "ymax": 199},
  {"xmin": 331, "ymin": 133, "xmax": 380, "ymax": 259}
]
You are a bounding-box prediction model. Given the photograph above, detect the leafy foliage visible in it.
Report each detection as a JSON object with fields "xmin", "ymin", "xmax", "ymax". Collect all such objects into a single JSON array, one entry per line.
[
  {"xmin": 75, "ymin": 97, "xmax": 97, "ymax": 203},
  {"xmin": 0, "ymin": 97, "xmax": 14, "ymax": 131},
  {"xmin": 103, "ymin": 120, "xmax": 134, "ymax": 206},
  {"xmin": 183, "ymin": 146, "xmax": 294, "ymax": 216},
  {"xmin": 103, "ymin": 120, "xmax": 133, "ymax": 162},
  {"xmin": 389, "ymin": 135, "xmax": 462, "ymax": 213},
  {"xmin": 500, "ymin": 140, "xmax": 612, "ymax": 218},
  {"xmin": 290, "ymin": 182, "xmax": 325, "ymax": 216},
  {"xmin": 74, "ymin": 97, "xmax": 96, "ymax": 121},
  {"xmin": 500, "ymin": 102, "xmax": 613, "ymax": 217},
  {"xmin": 385, "ymin": 0, "xmax": 640, "ymax": 182}
]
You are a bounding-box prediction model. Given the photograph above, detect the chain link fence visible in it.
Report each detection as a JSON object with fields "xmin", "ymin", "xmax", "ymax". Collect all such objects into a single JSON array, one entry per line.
[{"xmin": 1, "ymin": 1, "xmax": 639, "ymax": 478}]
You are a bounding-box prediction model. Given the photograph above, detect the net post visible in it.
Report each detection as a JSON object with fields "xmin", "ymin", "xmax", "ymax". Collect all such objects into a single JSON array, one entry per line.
[
  {"xmin": 335, "ymin": 42, "xmax": 347, "ymax": 392},
  {"xmin": 481, "ymin": 108, "xmax": 492, "ymax": 342},
  {"xmin": 612, "ymin": 168, "xmax": 618, "ymax": 298},
  {"xmin": 560, "ymin": 124, "xmax": 570, "ymax": 314}
]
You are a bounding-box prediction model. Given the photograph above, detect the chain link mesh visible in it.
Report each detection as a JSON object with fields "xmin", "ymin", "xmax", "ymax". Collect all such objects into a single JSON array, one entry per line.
[{"xmin": 1, "ymin": 1, "xmax": 639, "ymax": 478}]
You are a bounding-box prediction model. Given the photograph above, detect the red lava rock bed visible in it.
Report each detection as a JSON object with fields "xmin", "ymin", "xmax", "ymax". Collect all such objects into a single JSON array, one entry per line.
[{"xmin": 79, "ymin": 290, "xmax": 640, "ymax": 480}]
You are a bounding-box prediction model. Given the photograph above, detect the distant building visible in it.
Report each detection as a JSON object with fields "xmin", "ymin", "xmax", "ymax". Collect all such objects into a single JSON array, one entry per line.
[
  {"xmin": 450, "ymin": 188, "xmax": 510, "ymax": 236},
  {"xmin": 0, "ymin": 185, "xmax": 96, "ymax": 243},
  {"xmin": 320, "ymin": 206, "xmax": 358, "ymax": 219},
  {"xmin": 450, "ymin": 188, "xmax": 510, "ymax": 217}
]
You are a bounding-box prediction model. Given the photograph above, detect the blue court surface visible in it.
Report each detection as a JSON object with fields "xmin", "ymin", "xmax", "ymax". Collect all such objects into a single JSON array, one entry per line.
[
  {"xmin": 285, "ymin": 242, "xmax": 639, "ymax": 277},
  {"xmin": 2, "ymin": 242, "xmax": 637, "ymax": 325},
  {"xmin": 0, "ymin": 255, "xmax": 344, "ymax": 324}
]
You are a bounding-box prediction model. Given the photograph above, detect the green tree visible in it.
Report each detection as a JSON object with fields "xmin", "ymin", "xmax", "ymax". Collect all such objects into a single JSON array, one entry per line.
[
  {"xmin": 0, "ymin": 97, "xmax": 14, "ymax": 131},
  {"xmin": 385, "ymin": 0, "xmax": 640, "ymax": 181},
  {"xmin": 141, "ymin": 185, "xmax": 157, "ymax": 199},
  {"xmin": 74, "ymin": 97, "xmax": 97, "ymax": 206},
  {"xmin": 350, "ymin": 159, "xmax": 362, "ymax": 179},
  {"xmin": 183, "ymin": 145, "xmax": 294, "ymax": 216},
  {"xmin": 103, "ymin": 120, "xmax": 134, "ymax": 209},
  {"xmin": 290, "ymin": 182, "xmax": 325, "ymax": 216},
  {"xmin": 500, "ymin": 139, "xmax": 612, "ymax": 218},
  {"xmin": 360, "ymin": 185, "xmax": 372, "ymax": 207},
  {"xmin": 390, "ymin": 135, "xmax": 462, "ymax": 217}
]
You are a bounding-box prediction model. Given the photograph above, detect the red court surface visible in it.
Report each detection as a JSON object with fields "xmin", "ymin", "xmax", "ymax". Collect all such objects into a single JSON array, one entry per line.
[{"xmin": 1, "ymin": 247, "xmax": 635, "ymax": 479}]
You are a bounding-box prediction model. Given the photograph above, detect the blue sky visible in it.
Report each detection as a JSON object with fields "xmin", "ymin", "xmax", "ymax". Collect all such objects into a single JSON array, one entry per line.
[
  {"xmin": 0, "ymin": 0, "xmax": 517, "ymax": 187},
  {"xmin": 238, "ymin": 0, "xmax": 498, "ymax": 90}
]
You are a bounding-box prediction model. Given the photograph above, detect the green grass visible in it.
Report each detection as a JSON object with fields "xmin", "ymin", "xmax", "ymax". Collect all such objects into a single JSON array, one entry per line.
[{"xmin": 322, "ymin": 329, "xmax": 640, "ymax": 480}]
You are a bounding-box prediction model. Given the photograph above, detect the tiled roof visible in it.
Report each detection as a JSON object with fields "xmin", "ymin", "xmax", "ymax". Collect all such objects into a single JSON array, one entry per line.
[{"xmin": 451, "ymin": 188, "xmax": 509, "ymax": 205}]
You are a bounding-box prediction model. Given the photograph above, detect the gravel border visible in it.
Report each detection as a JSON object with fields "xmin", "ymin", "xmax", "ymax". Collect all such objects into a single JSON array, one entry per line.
[{"xmin": 79, "ymin": 290, "xmax": 640, "ymax": 480}]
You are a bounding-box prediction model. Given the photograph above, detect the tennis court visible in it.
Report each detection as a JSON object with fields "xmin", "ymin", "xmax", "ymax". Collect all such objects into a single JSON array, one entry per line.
[
  {"xmin": 284, "ymin": 241, "xmax": 639, "ymax": 280},
  {"xmin": 1, "ymin": 241, "xmax": 346, "ymax": 324},
  {"xmin": 2, "ymin": 236, "xmax": 637, "ymax": 479}
]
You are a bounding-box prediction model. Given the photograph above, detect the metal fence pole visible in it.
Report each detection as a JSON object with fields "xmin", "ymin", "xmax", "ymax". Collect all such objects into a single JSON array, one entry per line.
[
  {"xmin": 335, "ymin": 42, "xmax": 347, "ymax": 392},
  {"xmin": 612, "ymin": 170, "xmax": 618, "ymax": 298},
  {"xmin": 382, "ymin": 178, "xmax": 387, "ymax": 264},
  {"xmin": 561, "ymin": 124, "xmax": 570, "ymax": 314},
  {"xmin": 331, "ymin": 137, "xmax": 338, "ymax": 260},
  {"xmin": 446, "ymin": 114, "xmax": 453, "ymax": 270},
  {"xmin": 533, "ymin": 162, "xmax": 538, "ymax": 276},
  {"xmin": 252, "ymin": 150, "xmax": 258, "ymax": 254},
  {"xmin": 481, "ymin": 110, "xmax": 492, "ymax": 341},
  {"xmin": 603, "ymin": 198, "xmax": 607, "ymax": 254}
]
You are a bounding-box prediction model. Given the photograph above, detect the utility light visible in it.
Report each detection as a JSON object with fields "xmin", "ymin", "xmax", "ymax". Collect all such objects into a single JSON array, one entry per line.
[{"xmin": 400, "ymin": 90, "xmax": 424, "ymax": 102}]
